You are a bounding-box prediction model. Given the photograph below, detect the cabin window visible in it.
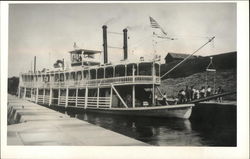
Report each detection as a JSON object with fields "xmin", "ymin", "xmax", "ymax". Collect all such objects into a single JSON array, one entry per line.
[
  {"xmin": 50, "ymin": 74, "xmax": 54, "ymax": 82},
  {"xmin": 155, "ymin": 63, "xmax": 160, "ymax": 76},
  {"xmin": 45, "ymin": 75, "xmax": 50, "ymax": 82},
  {"xmin": 83, "ymin": 70, "xmax": 89, "ymax": 79},
  {"xmin": 127, "ymin": 64, "xmax": 138, "ymax": 76},
  {"xmin": 55, "ymin": 74, "xmax": 59, "ymax": 82},
  {"xmin": 77, "ymin": 71, "xmax": 82, "ymax": 80},
  {"xmin": 115, "ymin": 65, "xmax": 125, "ymax": 77},
  {"xmin": 139, "ymin": 63, "xmax": 152, "ymax": 76},
  {"xmin": 105, "ymin": 67, "xmax": 113, "ymax": 78},
  {"xmin": 99, "ymin": 88, "xmax": 110, "ymax": 97},
  {"xmin": 88, "ymin": 88, "xmax": 97, "ymax": 97},
  {"xmin": 97, "ymin": 68, "xmax": 104, "ymax": 79},
  {"xmin": 70, "ymin": 72, "xmax": 76, "ymax": 81},
  {"xmin": 37, "ymin": 75, "xmax": 41, "ymax": 82},
  {"xmin": 60, "ymin": 73, "xmax": 64, "ymax": 82},
  {"xmin": 90, "ymin": 69, "xmax": 96, "ymax": 79},
  {"xmin": 65, "ymin": 72, "xmax": 69, "ymax": 81}
]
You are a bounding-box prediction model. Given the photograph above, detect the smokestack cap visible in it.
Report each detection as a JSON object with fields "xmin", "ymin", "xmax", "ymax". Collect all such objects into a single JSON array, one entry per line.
[{"xmin": 102, "ymin": 25, "xmax": 107, "ymax": 29}]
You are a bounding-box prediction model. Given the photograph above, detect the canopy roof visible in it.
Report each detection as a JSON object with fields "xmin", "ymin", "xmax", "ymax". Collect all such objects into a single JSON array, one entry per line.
[{"xmin": 69, "ymin": 49, "xmax": 101, "ymax": 54}]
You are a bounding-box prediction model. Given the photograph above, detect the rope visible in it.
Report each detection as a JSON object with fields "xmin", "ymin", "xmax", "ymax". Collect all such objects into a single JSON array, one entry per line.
[{"xmin": 160, "ymin": 36, "xmax": 215, "ymax": 79}]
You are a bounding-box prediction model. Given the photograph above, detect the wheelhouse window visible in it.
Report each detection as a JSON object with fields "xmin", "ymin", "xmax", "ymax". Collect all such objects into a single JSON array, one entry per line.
[
  {"xmin": 90, "ymin": 69, "xmax": 96, "ymax": 79},
  {"xmin": 139, "ymin": 63, "xmax": 152, "ymax": 76},
  {"xmin": 115, "ymin": 65, "xmax": 125, "ymax": 77},
  {"xmin": 97, "ymin": 68, "xmax": 104, "ymax": 79},
  {"xmin": 127, "ymin": 64, "xmax": 138, "ymax": 76},
  {"xmin": 105, "ymin": 67, "xmax": 113, "ymax": 78},
  {"xmin": 71, "ymin": 53, "xmax": 82, "ymax": 63}
]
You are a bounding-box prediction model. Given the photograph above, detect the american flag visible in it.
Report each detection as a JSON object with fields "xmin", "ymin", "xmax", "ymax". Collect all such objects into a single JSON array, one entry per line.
[{"xmin": 149, "ymin": 16, "xmax": 161, "ymax": 28}]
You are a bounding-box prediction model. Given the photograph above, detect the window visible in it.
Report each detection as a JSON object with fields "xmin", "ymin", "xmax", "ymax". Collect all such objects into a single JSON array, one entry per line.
[
  {"xmin": 97, "ymin": 68, "xmax": 104, "ymax": 79},
  {"xmin": 127, "ymin": 64, "xmax": 138, "ymax": 76},
  {"xmin": 90, "ymin": 69, "xmax": 96, "ymax": 79},
  {"xmin": 139, "ymin": 63, "xmax": 152, "ymax": 76},
  {"xmin": 115, "ymin": 65, "xmax": 125, "ymax": 77},
  {"xmin": 105, "ymin": 67, "xmax": 113, "ymax": 78}
]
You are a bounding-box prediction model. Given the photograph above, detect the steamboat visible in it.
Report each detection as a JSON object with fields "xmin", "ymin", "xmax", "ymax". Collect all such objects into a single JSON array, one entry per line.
[{"xmin": 18, "ymin": 25, "xmax": 194, "ymax": 119}]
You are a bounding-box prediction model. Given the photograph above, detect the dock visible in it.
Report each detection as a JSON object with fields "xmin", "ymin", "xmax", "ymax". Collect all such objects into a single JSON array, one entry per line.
[{"xmin": 7, "ymin": 95, "xmax": 148, "ymax": 146}]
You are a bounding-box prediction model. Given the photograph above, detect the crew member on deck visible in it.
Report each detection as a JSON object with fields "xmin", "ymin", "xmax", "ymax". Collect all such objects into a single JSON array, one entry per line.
[{"xmin": 163, "ymin": 93, "xmax": 167, "ymax": 105}]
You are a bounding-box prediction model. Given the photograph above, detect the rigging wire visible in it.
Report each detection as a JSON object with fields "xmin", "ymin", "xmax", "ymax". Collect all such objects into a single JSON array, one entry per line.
[{"xmin": 160, "ymin": 36, "xmax": 215, "ymax": 79}]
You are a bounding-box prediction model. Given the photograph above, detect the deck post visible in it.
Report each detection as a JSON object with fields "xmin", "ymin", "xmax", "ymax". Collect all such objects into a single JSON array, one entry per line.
[
  {"xmin": 24, "ymin": 87, "xmax": 26, "ymax": 99},
  {"xmin": 84, "ymin": 87, "xmax": 88, "ymax": 109},
  {"xmin": 58, "ymin": 88, "xmax": 61, "ymax": 105},
  {"xmin": 109, "ymin": 86, "xmax": 112, "ymax": 108},
  {"xmin": 65, "ymin": 86, "xmax": 69, "ymax": 108},
  {"xmin": 49, "ymin": 88, "xmax": 52, "ymax": 106},
  {"xmin": 97, "ymin": 86, "xmax": 100, "ymax": 108},
  {"xmin": 152, "ymin": 84, "xmax": 155, "ymax": 106},
  {"xmin": 35, "ymin": 87, "xmax": 38, "ymax": 103},
  {"xmin": 42, "ymin": 88, "xmax": 45, "ymax": 104},
  {"xmin": 18, "ymin": 86, "xmax": 21, "ymax": 98},
  {"xmin": 132, "ymin": 85, "xmax": 135, "ymax": 108},
  {"xmin": 75, "ymin": 88, "xmax": 78, "ymax": 107}
]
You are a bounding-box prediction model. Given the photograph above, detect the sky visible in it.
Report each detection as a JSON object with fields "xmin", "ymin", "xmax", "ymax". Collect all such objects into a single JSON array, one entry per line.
[{"xmin": 8, "ymin": 3, "xmax": 236, "ymax": 77}]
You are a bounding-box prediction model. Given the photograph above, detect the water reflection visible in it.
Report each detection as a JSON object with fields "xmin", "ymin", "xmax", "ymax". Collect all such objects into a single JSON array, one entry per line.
[
  {"xmin": 64, "ymin": 111, "xmax": 203, "ymax": 146},
  {"xmin": 54, "ymin": 107, "xmax": 236, "ymax": 146}
]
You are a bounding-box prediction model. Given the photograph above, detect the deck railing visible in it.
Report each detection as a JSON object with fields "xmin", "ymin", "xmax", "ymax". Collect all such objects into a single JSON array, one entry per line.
[{"xmin": 20, "ymin": 75, "xmax": 161, "ymax": 88}]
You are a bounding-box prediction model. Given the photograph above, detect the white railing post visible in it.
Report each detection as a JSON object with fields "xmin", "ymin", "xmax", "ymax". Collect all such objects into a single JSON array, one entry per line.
[
  {"xmin": 109, "ymin": 86, "xmax": 112, "ymax": 108},
  {"xmin": 49, "ymin": 88, "xmax": 52, "ymax": 106},
  {"xmin": 58, "ymin": 88, "xmax": 61, "ymax": 105},
  {"xmin": 75, "ymin": 88, "xmax": 78, "ymax": 107},
  {"xmin": 97, "ymin": 86, "xmax": 100, "ymax": 108},
  {"xmin": 84, "ymin": 87, "xmax": 88, "ymax": 109},
  {"xmin": 132, "ymin": 85, "xmax": 135, "ymax": 108}
]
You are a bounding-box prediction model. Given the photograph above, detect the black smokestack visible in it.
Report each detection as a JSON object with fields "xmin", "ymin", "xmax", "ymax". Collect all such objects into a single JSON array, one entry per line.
[
  {"xmin": 102, "ymin": 25, "xmax": 108, "ymax": 64},
  {"xmin": 123, "ymin": 28, "xmax": 128, "ymax": 60}
]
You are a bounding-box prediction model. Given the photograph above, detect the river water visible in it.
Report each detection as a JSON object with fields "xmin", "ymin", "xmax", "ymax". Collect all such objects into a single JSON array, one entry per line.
[{"xmin": 55, "ymin": 103, "xmax": 236, "ymax": 146}]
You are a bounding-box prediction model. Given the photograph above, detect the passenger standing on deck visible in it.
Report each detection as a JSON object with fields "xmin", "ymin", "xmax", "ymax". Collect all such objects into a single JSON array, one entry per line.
[
  {"xmin": 206, "ymin": 86, "xmax": 212, "ymax": 97},
  {"xmin": 200, "ymin": 86, "xmax": 205, "ymax": 98},
  {"xmin": 185, "ymin": 86, "xmax": 191, "ymax": 102},
  {"xmin": 196, "ymin": 89, "xmax": 200, "ymax": 99},
  {"xmin": 180, "ymin": 89, "xmax": 186, "ymax": 103},
  {"xmin": 216, "ymin": 86, "xmax": 224, "ymax": 102},
  {"xmin": 191, "ymin": 86, "xmax": 196, "ymax": 100}
]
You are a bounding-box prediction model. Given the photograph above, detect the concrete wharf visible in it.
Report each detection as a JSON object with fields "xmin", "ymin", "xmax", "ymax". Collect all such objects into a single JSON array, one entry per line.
[{"xmin": 7, "ymin": 95, "xmax": 148, "ymax": 146}]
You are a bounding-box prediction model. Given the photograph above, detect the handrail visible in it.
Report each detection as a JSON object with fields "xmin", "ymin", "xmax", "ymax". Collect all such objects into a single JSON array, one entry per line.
[{"xmin": 20, "ymin": 75, "xmax": 161, "ymax": 88}]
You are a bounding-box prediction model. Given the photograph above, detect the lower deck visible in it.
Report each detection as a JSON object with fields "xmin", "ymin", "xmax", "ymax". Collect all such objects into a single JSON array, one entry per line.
[{"xmin": 19, "ymin": 84, "xmax": 162, "ymax": 109}]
